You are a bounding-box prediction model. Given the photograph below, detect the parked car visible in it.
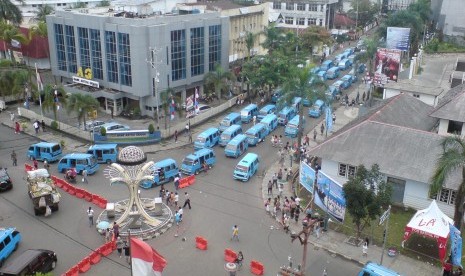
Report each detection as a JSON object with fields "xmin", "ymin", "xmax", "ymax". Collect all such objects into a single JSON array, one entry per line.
[
  {"xmin": 97, "ymin": 122, "xmax": 130, "ymax": 133},
  {"xmin": 0, "ymin": 249, "xmax": 57, "ymax": 275},
  {"xmin": 85, "ymin": 120, "xmax": 105, "ymax": 131},
  {"xmin": 186, "ymin": 104, "xmax": 212, "ymax": 118},
  {"xmin": 0, "ymin": 168, "xmax": 12, "ymax": 192},
  {"xmin": 0, "ymin": 227, "xmax": 21, "ymax": 268},
  {"xmin": 271, "ymin": 90, "xmax": 282, "ymax": 103}
]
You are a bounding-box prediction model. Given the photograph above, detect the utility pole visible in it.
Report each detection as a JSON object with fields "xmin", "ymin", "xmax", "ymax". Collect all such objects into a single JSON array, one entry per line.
[
  {"xmin": 146, "ymin": 47, "xmax": 162, "ymax": 129},
  {"xmin": 379, "ymin": 205, "xmax": 391, "ymax": 265},
  {"xmin": 283, "ymin": 223, "xmax": 312, "ymax": 276},
  {"xmin": 355, "ymin": 0, "xmax": 359, "ymax": 39}
]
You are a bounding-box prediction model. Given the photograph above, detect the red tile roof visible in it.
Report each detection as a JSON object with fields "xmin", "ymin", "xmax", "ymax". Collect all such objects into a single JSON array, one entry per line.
[{"xmin": 334, "ymin": 13, "xmax": 355, "ymax": 27}]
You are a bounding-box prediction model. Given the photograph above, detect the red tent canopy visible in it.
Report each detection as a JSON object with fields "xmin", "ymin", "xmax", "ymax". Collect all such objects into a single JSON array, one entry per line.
[{"xmin": 402, "ymin": 200, "xmax": 453, "ymax": 261}]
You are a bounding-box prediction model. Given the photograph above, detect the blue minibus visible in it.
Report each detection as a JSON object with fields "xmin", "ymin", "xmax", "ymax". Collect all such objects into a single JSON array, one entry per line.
[
  {"xmin": 326, "ymin": 67, "xmax": 341, "ymax": 79},
  {"xmin": 317, "ymin": 70, "xmax": 327, "ymax": 81},
  {"xmin": 338, "ymin": 59, "xmax": 352, "ymax": 71},
  {"xmin": 219, "ymin": 125, "xmax": 242, "ymax": 147},
  {"xmin": 194, "ymin": 127, "xmax": 220, "ymax": 150},
  {"xmin": 278, "ymin": 106, "xmax": 297, "ymax": 125},
  {"xmin": 308, "ymin": 100, "xmax": 325, "ymax": 118},
  {"xmin": 240, "ymin": 104, "xmax": 259, "ymax": 123},
  {"xmin": 180, "ymin": 148, "xmax": 216, "ymax": 175},
  {"xmin": 87, "ymin": 144, "xmax": 118, "ymax": 164},
  {"xmin": 0, "ymin": 227, "xmax": 21, "ymax": 267},
  {"xmin": 257, "ymin": 104, "xmax": 276, "ymax": 121},
  {"xmin": 259, "ymin": 114, "xmax": 278, "ymax": 135},
  {"xmin": 293, "ymin": 97, "xmax": 302, "ymax": 111},
  {"xmin": 233, "ymin": 153, "xmax": 259, "ymax": 181},
  {"xmin": 245, "ymin": 124, "xmax": 267, "ymax": 146},
  {"xmin": 219, "ymin": 112, "xmax": 241, "ymax": 132},
  {"xmin": 27, "ymin": 142, "xmax": 62, "ymax": 163},
  {"xmin": 320, "ymin": 60, "xmax": 333, "ymax": 71},
  {"xmin": 57, "ymin": 153, "xmax": 100, "ymax": 175},
  {"xmin": 358, "ymin": 262, "xmax": 401, "ymax": 276},
  {"xmin": 271, "ymin": 90, "xmax": 282, "ymax": 103},
  {"xmin": 140, "ymin": 158, "xmax": 179, "ymax": 189},
  {"xmin": 225, "ymin": 134, "xmax": 248, "ymax": 158},
  {"xmin": 284, "ymin": 115, "xmax": 300, "ymax": 138},
  {"xmin": 341, "ymin": 74, "xmax": 355, "ymax": 86}
]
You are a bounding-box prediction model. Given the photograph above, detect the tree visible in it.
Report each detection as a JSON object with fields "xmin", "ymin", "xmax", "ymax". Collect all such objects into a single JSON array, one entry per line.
[
  {"xmin": 0, "ymin": 0, "xmax": 22, "ymax": 24},
  {"xmin": 300, "ymin": 26, "xmax": 333, "ymax": 59},
  {"xmin": 204, "ymin": 64, "xmax": 234, "ymax": 99},
  {"xmin": 348, "ymin": 0, "xmax": 380, "ymax": 30},
  {"xmin": 40, "ymin": 84, "xmax": 66, "ymax": 122},
  {"xmin": 0, "ymin": 20, "xmax": 29, "ymax": 61},
  {"xmin": 430, "ymin": 136, "xmax": 465, "ymax": 232},
  {"xmin": 356, "ymin": 37, "xmax": 379, "ymax": 74},
  {"xmin": 343, "ymin": 164, "xmax": 392, "ymax": 239},
  {"xmin": 261, "ymin": 23, "xmax": 285, "ymax": 55},
  {"xmin": 65, "ymin": 93, "xmax": 99, "ymax": 129},
  {"xmin": 29, "ymin": 21, "xmax": 51, "ymax": 68},
  {"xmin": 34, "ymin": 4, "xmax": 54, "ymax": 22},
  {"xmin": 244, "ymin": 31, "xmax": 256, "ymax": 61},
  {"xmin": 159, "ymin": 87, "xmax": 176, "ymax": 130}
]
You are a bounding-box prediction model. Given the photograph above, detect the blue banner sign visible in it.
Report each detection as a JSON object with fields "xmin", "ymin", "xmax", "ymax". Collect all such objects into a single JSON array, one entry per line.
[{"xmin": 449, "ymin": 224, "xmax": 463, "ymax": 268}]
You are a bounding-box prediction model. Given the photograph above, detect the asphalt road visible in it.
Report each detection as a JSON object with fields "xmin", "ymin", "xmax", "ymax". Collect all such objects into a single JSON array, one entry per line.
[{"xmin": 0, "ymin": 109, "xmax": 364, "ymax": 276}]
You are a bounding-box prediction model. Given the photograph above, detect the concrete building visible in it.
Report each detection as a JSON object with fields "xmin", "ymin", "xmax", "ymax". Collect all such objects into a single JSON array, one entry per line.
[
  {"xmin": 382, "ymin": 81, "xmax": 445, "ymax": 106},
  {"xmin": 433, "ymin": 0, "xmax": 465, "ymax": 46},
  {"xmin": 382, "ymin": 0, "xmax": 415, "ymax": 12},
  {"xmin": 430, "ymin": 84, "xmax": 465, "ymax": 137},
  {"xmin": 269, "ymin": 0, "xmax": 339, "ymax": 30},
  {"xmin": 46, "ymin": 8, "xmax": 229, "ymax": 117}
]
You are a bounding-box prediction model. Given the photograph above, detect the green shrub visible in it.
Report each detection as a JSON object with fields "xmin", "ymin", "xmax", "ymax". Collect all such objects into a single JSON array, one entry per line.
[
  {"xmin": 60, "ymin": 140, "xmax": 66, "ymax": 149},
  {"xmin": 134, "ymin": 107, "xmax": 141, "ymax": 116},
  {"xmin": 100, "ymin": 126, "xmax": 106, "ymax": 136},
  {"xmin": 148, "ymin": 124, "xmax": 155, "ymax": 134},
  {"xmin": 50, "ymin": 121, "xmax": 58, "ymax": 130}
]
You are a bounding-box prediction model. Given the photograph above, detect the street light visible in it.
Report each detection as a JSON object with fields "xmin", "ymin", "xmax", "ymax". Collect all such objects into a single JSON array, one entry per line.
[{"xmin": 146, "ymin": 47, "xmax": 162, "ymax": 129}]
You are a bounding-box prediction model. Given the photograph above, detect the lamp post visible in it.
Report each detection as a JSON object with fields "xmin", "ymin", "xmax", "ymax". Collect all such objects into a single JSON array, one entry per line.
[{"xmin": 146, "ymin": 47, "xmax": 162, "ymax": 129}]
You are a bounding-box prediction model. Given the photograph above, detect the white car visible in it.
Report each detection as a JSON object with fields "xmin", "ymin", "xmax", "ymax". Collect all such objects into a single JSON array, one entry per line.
[
  {"xmin": 186, "ymin": 104, "xmax": 212, "ymax": 118},
  {"xmin": 85, "ymin": 120, "xmax": 105, "ymax": 131}
]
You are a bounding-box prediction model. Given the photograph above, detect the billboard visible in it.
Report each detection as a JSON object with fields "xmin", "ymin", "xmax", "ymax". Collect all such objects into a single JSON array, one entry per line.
[
  {"xmin": 374, "ymin": 48, "xmax": 401, "ymax": 86},
  {"xmin": 299, "ymin": 161, "xmax": 315, "ymax": 193},
  {"xmin": 386, "ymin": 27, "xmax": 411, "ymax": 51}
]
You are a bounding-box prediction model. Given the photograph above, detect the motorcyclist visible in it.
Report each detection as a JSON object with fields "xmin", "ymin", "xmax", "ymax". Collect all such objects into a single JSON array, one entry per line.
[
  {"xmin": 66, "ymin": 167, "xmax": 77, "ymax": 180},
  {"xmin": 235, "ymin": 251, "xmax": 244, "ymax": 269}
]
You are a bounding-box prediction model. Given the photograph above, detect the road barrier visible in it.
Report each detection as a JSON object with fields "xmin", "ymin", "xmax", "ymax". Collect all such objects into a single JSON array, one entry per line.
[
  {"xmin": 250, "ymin": 260, "xmax": 264, "ymax": 275},
  {"xmin": 224, "ymin": 248, "xmax": 237, "ymax": 263},
  {"xmin": 88, "ymin": 250, "xmax": 101, "ymax": 265},
  {"xmin": 195, "ymin": 236, "xmax": 208, "ymax": 250},
  {"xmin": 62, "ymin": 265, "xmax": 79, "ymax": 276},
  {"xmin": 179, "ymin": 175, "xmax": 195, "ymax": 189},
  {"xmin": 77, "ymin": 257, "xmax": 91, "ymax": 273}
]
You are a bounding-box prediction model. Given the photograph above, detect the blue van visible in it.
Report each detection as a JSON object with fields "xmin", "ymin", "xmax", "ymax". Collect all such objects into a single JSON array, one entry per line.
[
  {"xmin": 320, "ymin": 60, "xmax": 333, "ymax": 71},
  {"xmin": 27, "ymin": 142, "xmax": 62, "ymax": 163},
  {"xmin": 358, "ymin": 63, "xmax": 366, "ymax": 74},
  {"xmin": 327, "ymin": 85, "xmax": 340, "ymax": 99},
  {"xmin": 257, "ymin": 104, "xmax": 276, "ymax": 121},
  {"xmin": 317, "ymin": 70, "xmax": 327, "ymax": 81},
  {"xmin": 0, "ymin": 227, "xmax": 21, "ymax": 267},
  {"xmin": 219, "ymin": 125, "xmax": 242, "ymax": 147},
  {"xmin": 219, "ymin": 112, "xmax": 241, "ymax": 132},
  {"xmin": 57, "ymin": 153, "xmax": 100, "ymax": 175},
  {"xmin": 181, "ymin": 148, "xmax": 216, "ymax": 175},
  {"xmin": 293, "ymin": 97, "xmax": 302, "ymax": 111},
  {"xmin": 284, "ymin": 115, "xmax": 301, "ymax": 138},
  {"xmin": 87, "ymin": 144, "xmax": 118, "ymax": 164},
  {"xmin": 259, "ymin": 114, "xmax": 278, "ymax": 135},
  {"xmin": 334, "ymin": 53, "xmax": 345, "ymax": 63},
  {"xmin": 348, "ymin": 54, "xmax": 357, "ymax": 65},
  {"xmin": 302, "ymin": 98, "xmax": 312, "ymax": 107},
  {"xmin": 333, "ymin": 79, "xmax": 350, "ymax": 91},
  {"xmin": 233, "ymin": 153, "xmax": 260, "ymax": 181},
  {"xmin": 140, "ymin": 158, "xmax": 179, "ymax": 189},
  {"xmin": 271, "ymin": 90, "xmax": 282, "ymax": 103},
  {"xmin": 311, "ymin": 66, "xmax": 320, "ymax": 74},
  {"xmin": 245, "ymin": 124, "xmax": 267, "ymax": 146},
  {"xmin": 341, "ymin": 74, "xmax": 355, "ymax": 86},
  {"xmin": 338, "ymin": 59, "xmax": 352, "ymax": 70},
  {"xmin": 358, "ymin": 262, "xmax": 401, "ymax": 276},
  {"xmin": 225, "ymin": 134, "xmax": 248, "ymax": 158},
  {"xmin": 194, "ymin": 127, "xmax": 220, "ymax": 150},
  {"xmin": 308, "ymin": 100, "xmax": 325, "ymax": 118},
  {"xmin": 278, "ymin": 106, "xmax": 297, "ymax": 125},
  {"xmin": 240, "ymin": 104, "xmax": 259, "ymax": 123},
  {"xmin": 326, "ymin": 67, "xmax": 341, "ymax": 80}
]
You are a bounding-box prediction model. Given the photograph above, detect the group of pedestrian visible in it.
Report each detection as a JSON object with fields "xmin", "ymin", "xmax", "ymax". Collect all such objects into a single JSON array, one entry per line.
[{"xmin": 32, "ymin": 120, "xmax": 46, "ymax": 134}]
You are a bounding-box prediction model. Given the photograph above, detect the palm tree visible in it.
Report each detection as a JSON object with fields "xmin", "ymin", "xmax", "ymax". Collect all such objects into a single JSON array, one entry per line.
[
  {"xmin": 65, "ymin": 93, "xmax": 99, "ymax": 129},
  {"xmin": 0, "ymin": 70, "xmax": 15, "ymax": 100},
  {"xmin": 300, "ymin": 26, "xmax": 333, "ymax": 60},
  {"xmin": 430, "ymin": 136, "xmax": 465, "ymax": 232},
  {"xmin": 34, "ymin": 5, "xmax": 54, "ymax": 22},
  {"xmin": 159, "ymin": 87, "xmax": 175, "ymax": 130},
  {"xmin": 0, "ymin": 0, "xmax": 22, "ymax": 24},
  {"xmin": 204, "ymin": 64, "xmax": 234, "ymax": 100},
  {"xmin": 41, "ymin": 84, "xmax": 66, "ymax": 122},
  {"xmin": 244, "ymin": 32, "xmax": 256, "ymax": 61},
  {"xmin": 261, "ymin": 23, "xmax": 284, "ymax": 55},
  {"xmin": 0, "ymin": 20, "xmax": 29, "ymax": 61},
  {"xmin": 356, "ymin": 37, "xmax": 379, "ymax": 74}
]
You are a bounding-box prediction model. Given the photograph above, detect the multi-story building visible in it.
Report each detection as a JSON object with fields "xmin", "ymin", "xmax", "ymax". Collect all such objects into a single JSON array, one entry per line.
[
  {"xmin": 433, "ymin": 0, "xmax": 465, "ymax": 46},
  {"xmin": 269, "ymin": 0, "xmax": 339, "ymax": 30},
  {"xmin": 381, "ymin": 0, "xmax": 415, "ymax": 12},
  {"xmin": 46, "ymin": 9, "xmax": 229, "ymax": 117}
]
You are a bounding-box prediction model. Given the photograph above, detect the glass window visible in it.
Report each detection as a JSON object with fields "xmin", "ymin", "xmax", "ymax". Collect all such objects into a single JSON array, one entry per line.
[
  {"xmin": 171, "ymin": 30, "xmax": 186, "ymax": 81},
  {"xmin": 436, "ymin": 188, "xmax": 457, "ymax": 205},
  {"xmin": 90, "ymin": 29, "xmax": 103, "ymax": 80},
  {"xmin": 320, "ymin": 4, "xmax": 324, "ymax": 12},
  {"xmin": 309, "ymin": 4, "xmax": 318, "ymax": 11},
  {"xmin": 54, "ymin": 24, "xmax": 67, "ymax": 71},
  {"xmin": 272, "ymin": 2, "xmax": 281, "ymax": 9},
  {"xmin": 285, "ymin": 17, "xmax": 294, "ymax": 25},
  {"xmin": 105, "ymin": 31, "xmax": 118, "ymax": 83},
  {"xmin": 190, "ymin": 27, "xmax": 204, "ymax": 77},
  {"xmin": 118, "ymin": 33, "xmax": 132, "ymax": 86},
  {"xmin": 297, "ymin": 18, "xmax": 305, "ymax": 25},
  {"xmin": 308, "ymin": 18, "xmax": 317, "ymax": 25},
  {"xmin": 65, "ymin": 25, "xmax": 77, "ymax": 73},
  {"xmin": 319, "ymin": 19, "xmax": 323, "ymax": 26},
  {"xmin": 338, "ymin": 163, "xmax": 357, "ymax": 178},
  {"xmin": 4, "ymin": 236, "xmax": 11, "ymax": 245},
  {"xmin": 78, "ymin": 27, "xmax": 91, "ymax": 71},
  {"xmin": 286, "ymin": 2, "xmax": 294, "ymax": 10},
  {"xmin": 297, "ymin": 3, "xmax": 305, "ymax": 11},
  {"xmin": 208, "ymin": 25, "xmax": 221, "ymax": 72},
  {"xmin": 338, "ymin": 164, "xmax": 346, "ymax": 177}
]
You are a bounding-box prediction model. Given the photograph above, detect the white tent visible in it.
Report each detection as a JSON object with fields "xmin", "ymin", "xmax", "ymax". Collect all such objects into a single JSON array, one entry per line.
[{"xmin": 403, "ymin": 200, "xmax": 453, "ymax": 261}]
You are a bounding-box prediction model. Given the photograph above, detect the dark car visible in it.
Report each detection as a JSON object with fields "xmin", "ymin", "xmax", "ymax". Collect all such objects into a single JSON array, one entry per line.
[
  {"xmin": 0, "ymin": 249, "xmax": 57, "ymax": 276},
  {"xmin": 0, "ymin": 168, "xmax": 12, "ymax": 192}
]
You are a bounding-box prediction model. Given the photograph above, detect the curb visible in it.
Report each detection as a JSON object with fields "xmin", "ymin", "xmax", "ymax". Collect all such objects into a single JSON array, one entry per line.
[{"xmin": 310, "ymin": 240, "xmax": 365, "ymax": 267}]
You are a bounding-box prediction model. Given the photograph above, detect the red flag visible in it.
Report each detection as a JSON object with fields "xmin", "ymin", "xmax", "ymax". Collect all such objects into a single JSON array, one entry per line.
[{"xmin": 130, "ymin": 237, "xmax": 167, "ymax": 276}]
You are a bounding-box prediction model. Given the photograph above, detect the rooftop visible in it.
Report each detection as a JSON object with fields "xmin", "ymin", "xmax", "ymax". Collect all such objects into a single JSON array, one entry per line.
[
  {"xmin": 383, "ymin": 81, "xmax": 445, "ymax": 96},
  {"xmin": 430, "ymin": 84, "xmax": 465, "ymax": 122}
]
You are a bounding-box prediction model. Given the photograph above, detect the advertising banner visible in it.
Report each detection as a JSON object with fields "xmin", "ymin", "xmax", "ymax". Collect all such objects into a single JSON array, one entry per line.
[
  {"xmin": 386, "ymin": 27, "xmax": 411, "ymax": 51},
  {"xmin": 314, "ymin": 170, "xmax": 346, "ymax": 222},
  {"xmin": 449, "ymin": 224, "xmax": 463, "ymax": 268},
  {"xmin": 374, "ymin": 48, "xmax": 401, "ymax": 86},
  {"xmin": 299, "ymin": 161, "xmax": 315, "ymax": 193}
]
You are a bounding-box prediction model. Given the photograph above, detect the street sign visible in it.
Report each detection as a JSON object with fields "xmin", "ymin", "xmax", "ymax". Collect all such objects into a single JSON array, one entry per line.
[{"xmin": 379, "ymin": 206, "xmax": 391, "ymax": 226}]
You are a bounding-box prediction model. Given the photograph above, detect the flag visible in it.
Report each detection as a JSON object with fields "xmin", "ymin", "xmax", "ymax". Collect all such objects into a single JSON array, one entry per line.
[
  {"xmin": 131, "ymin": 237, "xmax": 167, "ymax": 276},
  {"xmin": 35, "ymin": 64, "xmax": 43, "ymax": 92},
  {"xmin": 325, "ymin": 106, "xmax": 332, "ymax": 133},
  {"xmin": 449, "ymin": 224, "xmax": 462, "ymax": 268}
]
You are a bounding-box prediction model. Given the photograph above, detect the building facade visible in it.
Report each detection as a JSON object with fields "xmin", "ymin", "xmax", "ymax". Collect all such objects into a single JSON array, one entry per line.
[
  {"xmin": 269, "ymin": 0, "xmax": 339, "ymax": 30},
  {"xmin": 46, "ymin": 9, "xmax": 229, "ymax": 117}
]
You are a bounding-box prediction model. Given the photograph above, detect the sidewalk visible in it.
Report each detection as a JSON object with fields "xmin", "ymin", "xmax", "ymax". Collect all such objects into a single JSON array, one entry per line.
[{"xmin": 259, "ymin": 81, "xmax": 441, "ymax": 275}]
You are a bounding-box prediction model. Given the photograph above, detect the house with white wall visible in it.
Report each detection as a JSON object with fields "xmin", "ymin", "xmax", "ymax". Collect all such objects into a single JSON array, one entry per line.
[
  {"xmin": 308, "ymin": 93, "xmax": 460, "ymax": 218},
  {"xmin": 383, "ymin": 81, "xmax": 445, "ymax": 107},
  {"xmin": 430, "ymin": 84, "xmax": 465, "ymax": 136}
]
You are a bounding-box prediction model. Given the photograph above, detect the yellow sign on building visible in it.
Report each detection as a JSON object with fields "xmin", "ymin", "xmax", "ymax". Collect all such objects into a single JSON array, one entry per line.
[{"xmin": 77, "ymin": 67, "xmax": 93, "ymax": 80}]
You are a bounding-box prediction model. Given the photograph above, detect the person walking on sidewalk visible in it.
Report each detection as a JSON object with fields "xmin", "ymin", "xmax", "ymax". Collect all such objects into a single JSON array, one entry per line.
[
  {"xmin": 116, "ymin": 237, "xmax": 124, "ymax": 258},
  {"xmin": 41, "ymin": 120, "xmax": 46, "ymax": 132},
  {"xmin": 87, "ymin": 207, "xmax": 94, "ymax": 227},
  {"xmin": 33, "ymin": 158, "xmax": 38, "ymax": 170},
  {"xmin": 82, "ymin": 169, "xmax": 88, "ymax": 184},
  {"xmin": 15, "ymin": 121, "xmax": 20, "ymax": 134},
  {"xmin": 183, "ymin": 192, "xmax": 191, "ymax": 209},
  {"xmin": 313, "ymin": 129, "xmax": 317, "ymax": 141},
  {"xmin": 332, "ymin": 113, "xmax": 336, "ymax": 124},
  {"xmin": 33, "ymin": 120, "xmax": 40, "ymax": 134},
  {"xmin": 320, "ymin": 123, "xmax": 325, "ymax": 135},
  {"xmin": 174, "ymin": 175, "xmax": 180, "ymax": 190},
  {"xmin": 362, "ymin": 240, "xmax": 368, "ymax": 257},
  {"xmin": 231, "ymin": 225, "xmax": 239, "ymax": 241},
  {"xmin": 174, "ymin": 130, "xmax": 178, "ymax": 143},
  {"xmin": 174, "ymin": 192, "xmax": 179, "ymax": 207},
  {"xmin": 267, "ymin": 180, "xmax": 273, "ymax": 195},
  {"xmin": 11, "ymin": 150, "xmax": 17, "ymax": 166},
  {"xmin": 272, "ymin": 173, "xmax": 278, "ymax": 189},
  {"xmin": 188, "ymin": 132, "xmax": 193, "ymax": 143}
]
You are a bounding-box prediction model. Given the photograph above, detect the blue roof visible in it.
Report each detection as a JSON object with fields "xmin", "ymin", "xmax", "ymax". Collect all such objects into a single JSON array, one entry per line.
[
  {"xmin": 242, "ymin": 104, "xmax": 257, "ymax": 111},
  {"xmin": 260, "ymin": 114, "xmax": 277, "ymax": 122},
  {"xmin": 328, "ymin": 67, "xmax": 339, "ymax": 72},
  {"xmin": 223, "ymin": 124, "xmax": 242, "ymax": 134},
  {"xmin": 246, "ymin": 124, "xmax": 266, "ymax": 133},
  {"xmin": 187, "ymin": 148, "xmax": 214, "ymax": 158},
  {"xmin": 0, "ymin": 227, "xmax": 15, "ymax": 240},
  {"xmin": 260, "ymin": 104, "xmax": 275, "ymax": 111},
  {"xmin": 154, "ymin": 158, "xmax": 177, "ymax": 167},
  {"xmin": 88, "ymin": 144, "xmax": 118, "ymax": 150},
  {"xmin": 224, "ymin": 112, "xmax": 240, "ymax": 120},
  {"xmin": 239, "ymin": 153, "xmax": 258, "ymax": 164},
  {"xmin": 228, "ymin": 134, "xmax": 247, "ymax": 145},
  {"xmin": 322, "ymin": 60, "xmax": 332, "ymax": 65},
  {"xmin": 32, "ymin": 142, "xmax": 60, "ymax": 147},
  {"xmin": 198, "ymin": 127, "xmax": 219, "ymax": 137},
  {"xmin": 62, "ymin": 153, "xmax": 94, "ymax": 159}
]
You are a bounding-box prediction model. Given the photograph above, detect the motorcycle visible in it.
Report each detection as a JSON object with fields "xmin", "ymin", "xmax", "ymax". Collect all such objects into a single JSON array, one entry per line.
[{"xmin": 64, "ymin": 169, "xmax": 77, "ymax": 183}]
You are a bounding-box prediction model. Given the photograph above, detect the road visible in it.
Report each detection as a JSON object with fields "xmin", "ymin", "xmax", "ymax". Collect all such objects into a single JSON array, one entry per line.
[{"xmin": 0, "ymin": 101, "xmax": 363, "ymax": 275}]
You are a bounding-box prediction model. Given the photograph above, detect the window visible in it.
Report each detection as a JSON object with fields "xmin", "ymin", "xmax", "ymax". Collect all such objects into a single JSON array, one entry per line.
[
  {"xmin": 208, "ymin": 25, "xmax": 221, "ymax": 72},
  {"xmin": 309, "ymin": 4, "xmax": 318, "ymax": 11},
  {"xmin": 432, "ymin": 188, "xmax": 457, "ymax": 205},
  {"xmin": 171, "ymin": 30, "xmax": 186, "ymax": 81},
  {"xmin": 272, "ymin": 2, "xmax": 281, "ymax": 9},
  {"xmin": 105, "ymin": 31, "xmax": 118, "ymax": 83},
  {"xmin": 319, "ymin": 19, "xmax": 323, "ymax": 26},
  {"xmin": 78, "ymin": 27, "xmax": 91, "ymax": 70},
  {"xmin": 190, "ymin": 27, "xmax": 204, "ymax": 76},
  {"xmin": 296, "ymin": 3, "xmax": 305, "ymax": 11},
  {"xmin": 65, "ymin": 25, "xmax": 77, "ymax": 73},
  {"xmin": 4, "ymin": 236, "xmax": 11, "ymax": 245},
  {"xmin": 321, "ymin": 4, "xmax": 325, "ymax": 12},
  {"xmin": 118, "ymin": 32, "xmax": 132, "ymax": 86},
  {"xmin": 308, "ymin": 18, "xmax": 317, "ymax": 25},
  {"xmin": 413, "ymin": 94, "xmax": 420, "ymax": 98},
  {"xmin": 285, "ymin": 17, "xmax": 294, "ymax": 25},
  {"xmin": 286, "ymin": 2, "xmax": 294, "ymax": 10},
  {"xmin": 297, "ymin": 18, "xmax": 305, "ymax": 25},
  {"xmin": 338, "ymin": 163, "xmax": 357, "ymax": 178},
  {"xmin": 447, "ymin": 120, "xmax": 463, "ymax": 135},
  {"xmin": 54, "ymin": 24, "xmax": 67, "ymax": 71},
  {"xmin": 89, "ymin": 29, "xmax": 103, "ymax": 80}
]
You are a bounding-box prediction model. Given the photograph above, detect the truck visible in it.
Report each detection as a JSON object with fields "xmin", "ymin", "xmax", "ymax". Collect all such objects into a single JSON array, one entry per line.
[{"xmin": 26, "ymin": 169, "xmax": 61, "ymax": 216}]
